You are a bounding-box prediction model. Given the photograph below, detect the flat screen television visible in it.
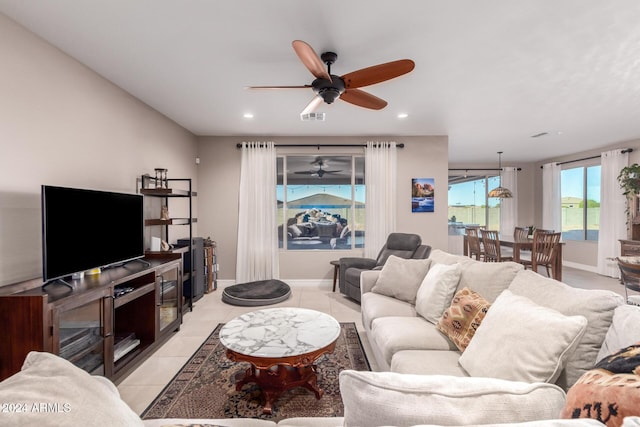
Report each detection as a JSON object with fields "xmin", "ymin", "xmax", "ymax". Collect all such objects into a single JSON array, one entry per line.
[{"xmin": 41, "ymin": 185, "xmax": 144, "ymax": 282}]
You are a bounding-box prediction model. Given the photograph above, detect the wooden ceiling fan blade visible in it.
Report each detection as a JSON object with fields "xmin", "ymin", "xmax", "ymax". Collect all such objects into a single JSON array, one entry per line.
[
  {"xmin": 292, "ymin": 40, "xmax": 332, "ymax": 82},
  {"xmin": 246, "ymin": 85, "xmax": 311, "ymax": 89},
  {"xmin": 340, "ymin": 89, "xmax": 387, "ymax": 110},
  {"xmin": 341, "ymin": 59, "xmax": 415, "ymax": 89},
  {"xmin": 300, "ymin": 95, "xmax": 324, "ymax": 116}
]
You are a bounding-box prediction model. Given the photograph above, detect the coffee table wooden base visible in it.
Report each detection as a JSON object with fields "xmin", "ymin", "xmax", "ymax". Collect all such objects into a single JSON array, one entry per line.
[
  {"xmin": 226, "ymin": 341, "xmax": 336, "ymax": 415},
  {"xmin": 234, "ymin": 363, "xmax": 322, "ymax": 414}
]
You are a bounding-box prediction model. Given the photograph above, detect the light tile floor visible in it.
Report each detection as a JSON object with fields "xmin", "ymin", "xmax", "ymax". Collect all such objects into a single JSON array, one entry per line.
[{"xmin": 117, "ymin": 266, "xmax": 625, "ymax": 415}]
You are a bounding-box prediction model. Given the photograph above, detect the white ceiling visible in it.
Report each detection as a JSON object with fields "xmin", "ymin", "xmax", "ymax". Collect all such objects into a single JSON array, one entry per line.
[{"xmin": 2, "ymin": 0, "xmax": 640, "ymax": 163}]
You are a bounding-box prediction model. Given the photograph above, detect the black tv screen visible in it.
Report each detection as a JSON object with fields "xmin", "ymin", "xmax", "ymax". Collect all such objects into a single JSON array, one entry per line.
[{"xmin": 42, "ymin": 185, "xmax": 144, "ymax": 282}]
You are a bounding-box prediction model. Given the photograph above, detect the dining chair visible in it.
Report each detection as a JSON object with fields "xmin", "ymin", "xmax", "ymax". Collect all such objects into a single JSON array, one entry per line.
[
  {"xmin": 615, "ymin": 257, "xmax": 640, "ymax": 306},
  {"xmin": 514, "ymin": 226, "xmax": 529, "ymax": 241},
  {"xmin": 520, "ymin": 230, "xmax": 561, "ymax": 277},
  {"xmin": 465, "ymin": 227, "xmax": 484, "ymax": 261},
  {"xmin": 481, "ymin": 230, "xmax": 513, "ymax": 262}
]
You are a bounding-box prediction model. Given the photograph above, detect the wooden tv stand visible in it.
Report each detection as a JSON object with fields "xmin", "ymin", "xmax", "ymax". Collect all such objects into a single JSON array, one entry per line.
[{"xmin": 0, "ymin": 256, "xmax": 183, "ymax": 383}]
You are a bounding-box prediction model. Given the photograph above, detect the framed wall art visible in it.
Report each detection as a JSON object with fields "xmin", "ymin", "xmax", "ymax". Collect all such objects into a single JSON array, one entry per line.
[{"xmin": 412, "ymin": 178, "xmax": 434, "ymax": 213}]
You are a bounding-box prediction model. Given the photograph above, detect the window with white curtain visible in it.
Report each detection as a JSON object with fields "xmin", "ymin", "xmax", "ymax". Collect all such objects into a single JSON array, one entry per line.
[
  {"xmin": 277, "ymin": 155, "xmax": 365, "ymax": 250},
  {"xmin": 560, "ymin": 164, "xmax": 601, "ymax": 241},
  {"xmin": 447, "ymin": 175, "xmax": 501, "ymax": 234}
]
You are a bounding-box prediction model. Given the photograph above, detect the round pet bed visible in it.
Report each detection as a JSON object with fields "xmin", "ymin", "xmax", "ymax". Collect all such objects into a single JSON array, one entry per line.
[{"xmin": 222, "ymin": 279, "xmax": 291, "ymax": 306}]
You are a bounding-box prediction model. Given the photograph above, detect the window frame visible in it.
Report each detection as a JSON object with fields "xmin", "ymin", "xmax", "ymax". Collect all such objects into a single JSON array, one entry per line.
[
  {"xmin": 277, "ymin": 154, "xmax": 365, "ymax": 251},
  {"xmin": 447, "ymin": 174, "xmax": 501, "ymax": 232},
  {"xmin": 560, "ymin": 161, "xmax": 601, "ymax": 242}
]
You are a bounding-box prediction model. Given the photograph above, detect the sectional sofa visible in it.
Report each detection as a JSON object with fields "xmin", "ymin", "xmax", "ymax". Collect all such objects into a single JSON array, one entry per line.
[{"xmin": 1, "ymin": 249, "xmax": 639, "ymax": 426}]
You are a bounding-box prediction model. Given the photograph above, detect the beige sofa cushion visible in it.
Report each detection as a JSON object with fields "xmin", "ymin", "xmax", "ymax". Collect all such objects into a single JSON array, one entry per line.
[
  {"xmin": 391, "ymin": 350, "xmax": 467, "ymax": 376},
  {"xmin": 361, "ymin": 290, "xmax": 417, "ymax": 330},
  {"xmin": 0, "ymin": 351, "xmax": 143, "ymax": 426},
  {"xmin": 428, "ymin": 249, "xmax": 476, "ymax": 266},
  {"xmin": 509, "ymin": 270, "xmax": 624, "ymax": 389},
  {"xmin": 428, "ymin": 250, "xmax": 523, "ymax": 303},
  {"xmin": 371, "ymin": 316, "xmax": 458, "ymax": 365},
  {"xmin": 372, "ymin": 255, "xmax": 432, "ymax": 304},
  {"xmin": 457, "ymin": 260, "xmax": 524, "ymax": 302},
  {"xmin": 459, "ymin": 290, "xmax": 588, "ymax": 384},
  {"xmin": 339, "ymin": 370, "xmax": 567, "ymax": 427}
]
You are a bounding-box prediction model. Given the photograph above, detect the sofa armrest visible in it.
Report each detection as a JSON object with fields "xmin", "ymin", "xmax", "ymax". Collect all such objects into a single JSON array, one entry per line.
[
  {"xmin": 360, "ymin": 270, "xmax": 381, "ymax": 295},
  {"xmin": 338, "ymin": 257, "xmax": 378, "ymax": 293},
  {"xmin": 339, "ymin": 257, "xmax": 378, "ymax": 271}
]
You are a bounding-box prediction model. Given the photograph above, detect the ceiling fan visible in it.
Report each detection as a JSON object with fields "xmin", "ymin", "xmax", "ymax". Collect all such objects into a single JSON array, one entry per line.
[
  {"xmin": 248, "ymin": 40, "xmax": 415, "ymax": 115},
  {"xmin": 294, "ymin": 158, "xmax": 342, "ymax": 178}
]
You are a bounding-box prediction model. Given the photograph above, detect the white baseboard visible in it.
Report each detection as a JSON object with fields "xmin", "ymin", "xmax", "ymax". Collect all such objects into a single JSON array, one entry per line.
[
  {"xmin": 284, "ymin": 279, "xmax": 334, "ymax": 288},
  {"xmin": 215, "ymin": 279, "xmax": 333, "ymax": 289},
  {"xmin": 216, "ymin": 279, "xmax": 235, "ymax": 289},
  {"xmin": 562, "ymin": 261, "xmax": 598, "ymax": 273}
]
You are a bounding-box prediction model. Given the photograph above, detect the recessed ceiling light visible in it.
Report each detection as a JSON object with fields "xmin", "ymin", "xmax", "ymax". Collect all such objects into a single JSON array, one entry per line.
[
  {"xmin": 397, "ymin": 113, "xmax": 409, "ymax": 119},
  {"xmin": 243, "ymin": 113, "xmax": 254, "ymax": 119}
]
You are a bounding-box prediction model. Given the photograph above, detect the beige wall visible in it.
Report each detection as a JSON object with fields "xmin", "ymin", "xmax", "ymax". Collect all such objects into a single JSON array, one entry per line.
[
  {"xmin": 0, "ymin": 14, "xmax": 198, "ymax": 287},
  {"xmin": 197, "ymin": 136, "xmax": 449, "ymax": 282}
]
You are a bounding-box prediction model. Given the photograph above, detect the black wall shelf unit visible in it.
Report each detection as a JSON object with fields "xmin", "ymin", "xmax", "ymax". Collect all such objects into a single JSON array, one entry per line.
[{"xmin": 140, "ymin": 177, "xmax": 198, "ymax": 311}]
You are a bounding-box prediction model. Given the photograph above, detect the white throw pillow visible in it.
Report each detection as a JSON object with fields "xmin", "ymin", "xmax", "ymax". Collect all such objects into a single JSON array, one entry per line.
[
  {"xmin": 596, "ymin": 304, "xmax": 640, "ymax": 363},
  {"xmin": 459, "ymin": 290, "xmax": 588, "ymax": 384},
  {"xmin": 415, "ymin": 262, "xmax": 462, "ymax": 324},
  {"xmin": 0, "ymin": 351, "xmax": 143, "ymax": 426},
  {"xmin": 371, "ymin": 255, "xmax": 431, "ymax": 304},
  {"xmin": 339, "ymin": 370, "xmax": 567, "ymax": 427},
  {"xmin": 509, "ymin": 269, "xmax": 624, "ymax": 389}
]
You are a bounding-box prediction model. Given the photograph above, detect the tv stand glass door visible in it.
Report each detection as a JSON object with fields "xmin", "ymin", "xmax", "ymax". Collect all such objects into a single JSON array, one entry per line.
[{"xmin": 53, "ymin": 289, "xmax": 113, "ymax": 377}]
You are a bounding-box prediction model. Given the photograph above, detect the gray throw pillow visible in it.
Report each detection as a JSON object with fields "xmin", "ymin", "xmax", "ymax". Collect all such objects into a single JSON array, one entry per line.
[{"xmin": 371, "ymin": 255, "xmax": 431, "ymax": 304}]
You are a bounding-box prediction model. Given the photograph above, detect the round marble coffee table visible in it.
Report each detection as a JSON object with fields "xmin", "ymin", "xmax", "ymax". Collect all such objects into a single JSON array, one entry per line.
[{"xmin": 219, "ymin": 307, "xmax": 341, "ymax": 414}]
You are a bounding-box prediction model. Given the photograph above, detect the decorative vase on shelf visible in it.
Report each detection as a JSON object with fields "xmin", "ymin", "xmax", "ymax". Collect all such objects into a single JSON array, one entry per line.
[
  {"xmin": 160, "ymin": 206, "xmax": 169, "ymax": 220},
  {"xmin": 154, "ymin": 168, "xmax": 168, "ymax": 189},
  {"xmin": 527, "ymin": 226, "xmax": 535, "ymax": 238}
]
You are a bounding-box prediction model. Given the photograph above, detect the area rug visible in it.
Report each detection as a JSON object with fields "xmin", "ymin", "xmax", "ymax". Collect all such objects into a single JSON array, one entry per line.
[{"xmin": 141, "ymin": 322, "xmax": 370, "ymax": 422}]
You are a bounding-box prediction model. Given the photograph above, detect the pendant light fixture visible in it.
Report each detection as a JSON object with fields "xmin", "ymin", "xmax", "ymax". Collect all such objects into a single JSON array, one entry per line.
[{"xmin": 488, "ymin": 151, "xmax": 513, "ymax": 198}]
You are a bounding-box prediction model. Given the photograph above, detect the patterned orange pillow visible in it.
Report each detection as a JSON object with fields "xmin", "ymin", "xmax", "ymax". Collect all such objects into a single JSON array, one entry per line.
[
  {"xmin": 561, "ymin": 343, "xmax": 640, "ymax": 427},
  {"xmin": 560, "ymin": 369, "xmax": 640, "ymax": 427},
  {"xmin": 436, "ymin": 287, "xmax": 491, "ymax": 352}
]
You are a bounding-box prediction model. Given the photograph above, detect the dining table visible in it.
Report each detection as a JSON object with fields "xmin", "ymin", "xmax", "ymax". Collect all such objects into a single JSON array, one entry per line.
[{"xmin": 462, "ymin": 234, "xmax": 564, "ymax": 281}]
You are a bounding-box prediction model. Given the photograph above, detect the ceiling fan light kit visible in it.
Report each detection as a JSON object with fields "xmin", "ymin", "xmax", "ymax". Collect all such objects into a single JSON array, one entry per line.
[
  {"xmin": 249, "ymin": 40, "xmax": 415, "ymax": 116},
  {"xmin": 294, "ymin": 157, "xmax": 342, "ymax": 178},
  {"xmin": 300, "ymin": 112, "xmax": 325, "ymax": 121}
]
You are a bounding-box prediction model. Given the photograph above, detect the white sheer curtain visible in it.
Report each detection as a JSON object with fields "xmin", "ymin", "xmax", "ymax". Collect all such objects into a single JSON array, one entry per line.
[
  {"xmin": 597, "ymin": 149, "xmax": 629, "ymax": 277},
  {"xmin": 500, "ymin": 167, "xmax": 518, "ymax": 234},
  {"xmin": 542, "ymin": 162, "xmax": 562, "ymax": 232},
  {"xmin": 236, "ymin": 141, "xmax": 279, "ymax": 283},
  {"xmin": 365, "ymin": 141, "xmax": 397, "ymax": 259}
]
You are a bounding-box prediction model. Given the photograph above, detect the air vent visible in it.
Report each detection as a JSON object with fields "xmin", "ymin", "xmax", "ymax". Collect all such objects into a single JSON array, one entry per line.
[
  {"xmin": 531, "ymin": 132, "xmax": 549, "ymax": 138},
  {"xmin": 300, "ymin": 112, "xmax": 325, "ymax": 121}
]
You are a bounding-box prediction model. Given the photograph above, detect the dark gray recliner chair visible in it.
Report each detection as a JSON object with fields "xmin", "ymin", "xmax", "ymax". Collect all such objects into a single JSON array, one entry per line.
[{"xmin": 338, "ymin": 233, "xmax": 431, "ymax": 302}]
